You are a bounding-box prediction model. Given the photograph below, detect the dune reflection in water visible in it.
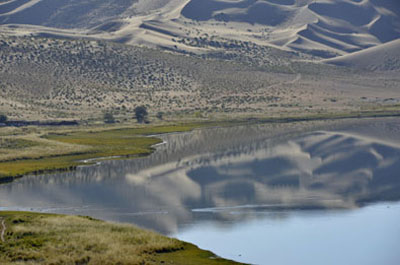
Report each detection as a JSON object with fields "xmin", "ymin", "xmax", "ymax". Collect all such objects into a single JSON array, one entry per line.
[{"xmin": 0, "ymin": 121, "xmax": 399, "ymax": 237}]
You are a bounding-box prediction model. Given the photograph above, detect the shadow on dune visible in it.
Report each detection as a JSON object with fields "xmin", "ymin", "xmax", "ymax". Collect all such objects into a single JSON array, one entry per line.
[
  {"xmin": 181, "ymin": 0, "xmax": 292, "ymax": 26},
  {"xmin": 0, "ymin": 0, "xmax": 136, "ymax": 29}
]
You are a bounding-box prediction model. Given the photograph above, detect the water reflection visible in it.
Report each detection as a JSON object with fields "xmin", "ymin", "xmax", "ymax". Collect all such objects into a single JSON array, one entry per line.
[{"xmin": 0, "ymin": 122, "xmax": 400, "ymax": 235}]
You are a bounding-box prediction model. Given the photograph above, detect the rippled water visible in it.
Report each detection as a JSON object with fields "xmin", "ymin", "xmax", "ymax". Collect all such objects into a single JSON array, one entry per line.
[{"xmin": 1, "ymin": 118, "xmax": 400, "ymax": 264}]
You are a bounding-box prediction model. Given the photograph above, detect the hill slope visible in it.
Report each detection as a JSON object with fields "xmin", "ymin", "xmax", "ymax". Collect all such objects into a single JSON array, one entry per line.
[{"xmin": 2, "ymin": 35, "xmax": 400, "ymax": 121}]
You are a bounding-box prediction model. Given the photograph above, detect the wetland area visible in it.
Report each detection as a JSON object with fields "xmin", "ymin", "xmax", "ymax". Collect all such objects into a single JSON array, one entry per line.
[{"xmin": 1, "ymin": 117, "xmax": 400, "ymax": 264}]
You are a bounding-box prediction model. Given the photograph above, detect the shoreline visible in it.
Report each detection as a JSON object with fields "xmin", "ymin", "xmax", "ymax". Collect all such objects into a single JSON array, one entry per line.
[
  {"xmin": 0, "ymin": 211, "xmax": 243, "ymax": 264},
  {"xmin": 1, "ymin": 111, "xmax": 400, "ymax": 184}
]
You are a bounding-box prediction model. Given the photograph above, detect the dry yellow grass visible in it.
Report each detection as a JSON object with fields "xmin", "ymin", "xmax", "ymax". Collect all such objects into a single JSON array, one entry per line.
[{"xmin": 0, "ymin": 212, "xmax": 241, "ymax": 265}]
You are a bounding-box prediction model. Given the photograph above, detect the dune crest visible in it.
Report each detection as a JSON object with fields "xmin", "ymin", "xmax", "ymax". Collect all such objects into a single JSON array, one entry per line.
[{"xmin": 0, "ymin": 0, "xmax": 399, "ymax": 60}]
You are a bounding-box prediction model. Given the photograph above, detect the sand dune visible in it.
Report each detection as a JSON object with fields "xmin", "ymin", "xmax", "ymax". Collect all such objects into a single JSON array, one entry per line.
[
  {"xmin": 0, "ymin": 0, "xmax": 137, "ymax": 28},
  {"xmin": 324, "ymin": 38, "xmax": 400, "ymax": 71},
  {"xmin": 0, "ymin": 0, "xmax": 399, "ymax": 58},
  {"xmin": 179, "ymin": 0, "xmax": 400, "ymax": 57},
  {"xmin": 181, "ymin": 0, "xmax": 294, "ymax": 26}
]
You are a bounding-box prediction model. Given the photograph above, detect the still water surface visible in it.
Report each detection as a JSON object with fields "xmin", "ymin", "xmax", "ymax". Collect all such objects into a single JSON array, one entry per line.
[{"xmin": 1, "ymin": 119, "xmax": 400, "ymax": 264}]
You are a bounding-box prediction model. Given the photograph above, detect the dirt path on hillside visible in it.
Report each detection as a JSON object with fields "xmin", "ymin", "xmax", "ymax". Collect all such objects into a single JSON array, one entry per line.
[
  {"xmin": 0, "ymin": 217, "xmax": 5, "ymax": 242},
  {"xmin": 266, "ymin": 73, "xmax": 301, "ymax": 89}
]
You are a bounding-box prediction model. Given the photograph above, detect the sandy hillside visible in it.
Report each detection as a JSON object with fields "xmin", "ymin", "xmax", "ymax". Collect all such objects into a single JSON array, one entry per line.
[
  {"xmin": 324, "ymin": 38, "xmax": 400, "ymax": 71},
  {"xmin": 1, "ymin": 34, "xmax": 399, "ymax": 121},
  {"xmin": 0, "ymin": 0, "xmax": 399, "ymax": 121},
  {"xmin": 1, "ymin": 0, "xmax": 399, "ymax": 59}
]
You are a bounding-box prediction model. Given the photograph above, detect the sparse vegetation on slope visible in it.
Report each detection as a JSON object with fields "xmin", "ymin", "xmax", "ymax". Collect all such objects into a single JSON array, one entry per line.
[{"xmin": 2, "ymin": 35, "xmax": 398, "ymax": 122}]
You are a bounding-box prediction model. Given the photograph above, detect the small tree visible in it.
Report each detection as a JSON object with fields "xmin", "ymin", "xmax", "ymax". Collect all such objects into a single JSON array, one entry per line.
[
  {"xmin": 103, "ymin": 112, "xmax": 115, "ymax": 124},
  {"xmin": 0, "ymin": 114, "xmax": 7, "ymax": 123},
  {"xmin": 134, "ymin": 106, "xmax": 148, "ymax": 123}
]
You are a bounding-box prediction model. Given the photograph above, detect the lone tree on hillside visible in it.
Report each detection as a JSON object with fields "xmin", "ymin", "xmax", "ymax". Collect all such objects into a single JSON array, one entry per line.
[
  {"xmin": 103, "ymin": 112, "xmax": 115, "ymax": 124},
  {"xmin": 134, "ymin": 106, "xmax": 148, "ymax": 123},
  {"xmin": 0, "ymin": 114, "xmax": 7, "ymax": 123}
]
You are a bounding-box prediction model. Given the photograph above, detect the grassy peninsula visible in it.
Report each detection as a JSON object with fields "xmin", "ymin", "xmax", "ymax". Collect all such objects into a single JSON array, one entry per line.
[
  {"xmin": 0, "ymin": 211, "xmax": 240, "ymax": 265},
  {"xmin": 0, "ymin": 123, "xmax": 217, "ymax": 182}
]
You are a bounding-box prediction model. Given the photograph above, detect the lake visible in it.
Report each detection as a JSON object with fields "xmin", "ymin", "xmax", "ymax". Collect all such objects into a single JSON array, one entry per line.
[{"xmin": 1, "ymin": 118, "xmax": 400, "ymax": 264}]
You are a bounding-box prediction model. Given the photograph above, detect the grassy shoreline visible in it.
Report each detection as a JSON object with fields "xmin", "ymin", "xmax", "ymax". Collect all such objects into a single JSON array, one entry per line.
[
  {"xmin": 0, "ymin": 211, "xmax": 241, "ymax": 265},
  {"xmin": 0, "ymin": 122, "xmax": 224, "ymax": 183},
  {"xmin": 1, "ymin": 110, "xmax": 400, "ymax": 183},
  {"xmin": 0, "ymin": 122, "xmax": 249, "ymax": 264}
]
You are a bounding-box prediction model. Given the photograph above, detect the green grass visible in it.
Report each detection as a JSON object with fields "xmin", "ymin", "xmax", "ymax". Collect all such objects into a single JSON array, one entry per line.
[
  {"xmin": 0, "ymin": 135, "xmax": 161, "ymax": 182},
  {"xmin": 0, "ymin": 211, "xmax": 241, "ymax": 265},
  {"xmin": 0, "ymin": 139, "xmax": 39, "ymax": 149},
  {"xmin": 0, "ymin": 123, "xmax": 223, "ymax": 182},
  {"xmin": 46, "ymin": 132, "xmax": 162, "ymax": 158}
]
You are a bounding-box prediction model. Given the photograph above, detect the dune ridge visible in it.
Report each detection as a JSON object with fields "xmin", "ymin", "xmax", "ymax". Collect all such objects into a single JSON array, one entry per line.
[
  {"xmin": 0, "ymin": 0, "xmax": 399, "ymax": 62},
  {"xmin": 324, "ymin": 38, "xmax": 400, "ymax": 71}
]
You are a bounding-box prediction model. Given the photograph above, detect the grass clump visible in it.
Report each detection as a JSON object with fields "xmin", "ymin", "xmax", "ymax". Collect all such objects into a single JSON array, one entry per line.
[{"xmin": 0, "ymin": 212, "xmax": 241, "ymax": 265}]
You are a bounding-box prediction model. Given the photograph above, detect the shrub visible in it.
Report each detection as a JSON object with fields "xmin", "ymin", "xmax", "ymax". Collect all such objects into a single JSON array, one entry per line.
[
  {"xmin": 0, "ymin": 114, "xmax": 7, "ymax": 123},
  {"xmin": 134, "ymin": 106, "xmax": 148, "ymax": 123},
  {"xmin": 103, "ymin": 112, "xmax": 115, "ymax": 124}
]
